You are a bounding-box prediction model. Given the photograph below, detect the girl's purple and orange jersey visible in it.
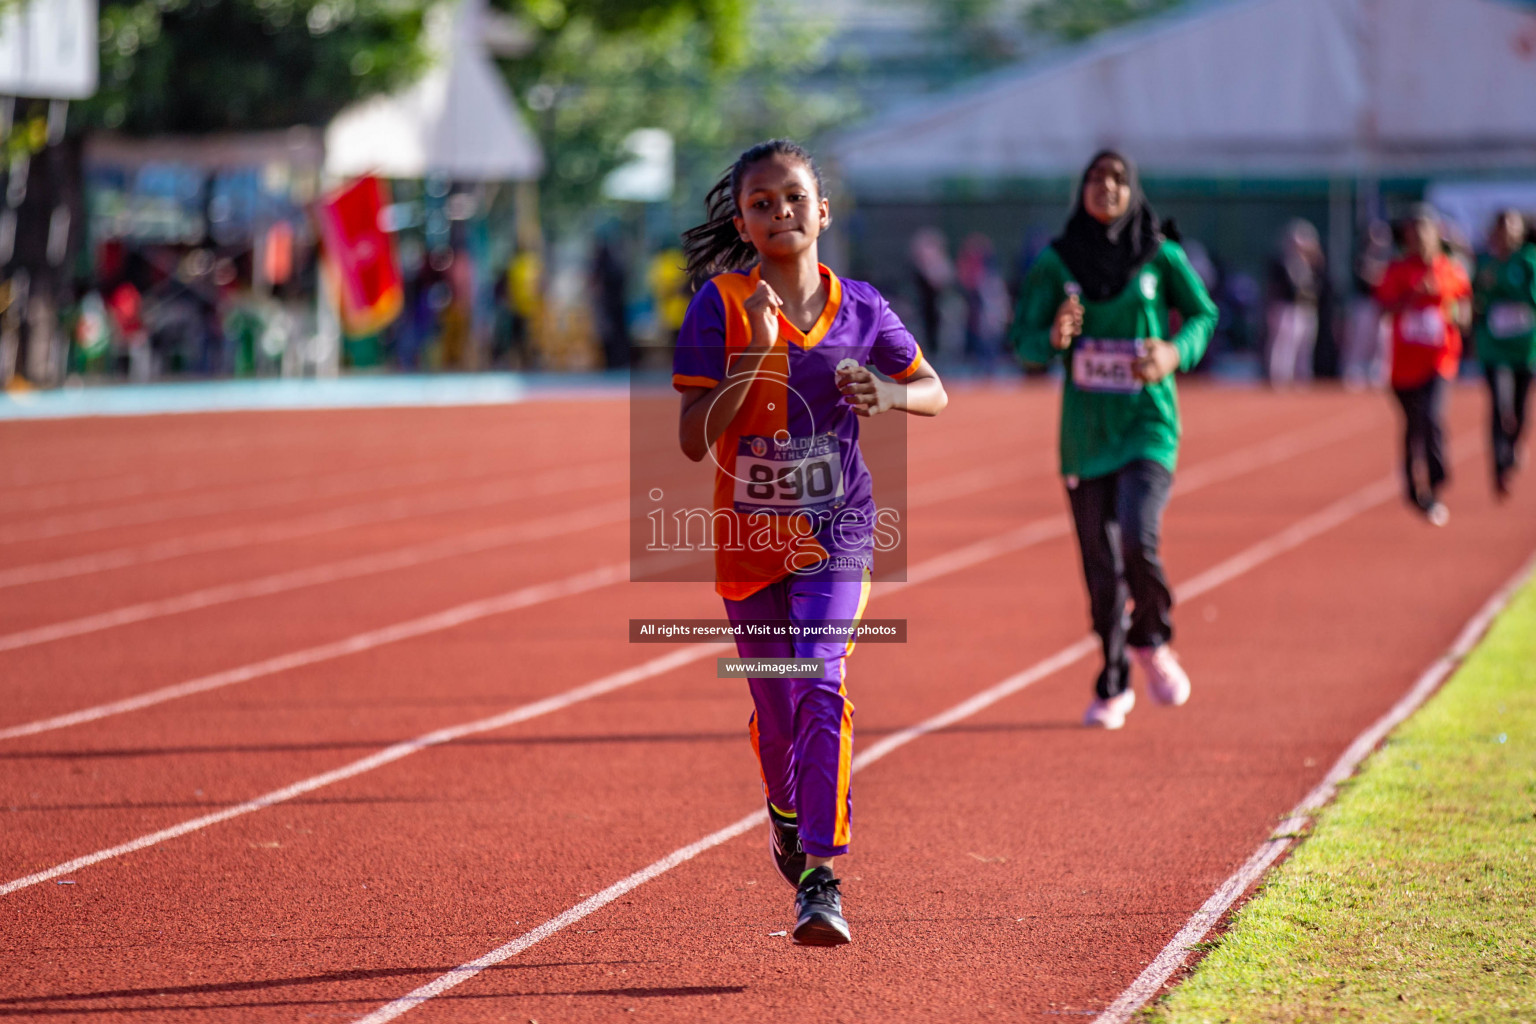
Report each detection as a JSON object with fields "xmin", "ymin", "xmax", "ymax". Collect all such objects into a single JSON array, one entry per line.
[{"xmin": 672, "ymin": 264, "xmax": 926, "ymax": 600}]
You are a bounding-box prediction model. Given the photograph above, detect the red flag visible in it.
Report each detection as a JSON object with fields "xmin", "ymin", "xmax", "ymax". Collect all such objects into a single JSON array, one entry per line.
[{"xmin": 316, "ymin": 176, "xmax": 403, "ymax": 336}]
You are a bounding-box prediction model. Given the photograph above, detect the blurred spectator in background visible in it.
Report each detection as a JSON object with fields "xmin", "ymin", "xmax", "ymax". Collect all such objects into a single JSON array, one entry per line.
[
  {"xmin": 910, "ymin": 227, "xmax": 954, "ymax": 357},
  {"xmin": 508, "ymin": 247, "xmax": 544, "ymax": 369},
  {"xmin": 648, "ymin": 245, "xmax": 690, "ymax": 352},
  {"xmin": 400, "ymin": 257, "xmax": 445, "ymax": 370},
  {"xmin": 1173, "ymin": 236, "xmax": 1211, "ymax": 371},
  {"xmin": 955, "ymin": 233, "xmax": 1010, "ymax": 374},
  {"xmin": 0, "ymin": 277, "xmax": 22, "ymax": 390},
  {"xmin": 439, "ymin": 250, "xmax": 473, "ymax": 369},
  {"xmin": 211, "ymin": 258, "xmax": 241, "ymax": 374},
  {"xmin": 492, "ymin": 265, "xmax": 515, "ymax": 367},
  {"xmin": 1181, "ymin": 238, "xmax": 1217, "ymax": 293},
  {"xmin": 1221, "ymin": 266, "xmax": 1262, "ymax": 366},
  {"xmin": 1472, "ymin": 208, "xmax": 1536, "ymax": 499},
  {"xmin": 1265, "ymin": 219, "xmax": 1328, "ymax": 386},
  {"xmin": 1441, "ymin": 218, "xmax": 1476, "ymax": 274},
  {"xmin": 1377, "ymin": 204, "xmax": 1471, "ymax": 525},
  {"xmin": 591, "ymin": 235, "xmax": 631, "ymax": 370},
  {"xmin": 1181, "ymin": 240, "xmax": 1246, "ymax": 371},
  {"xmin": 71, "ymin": 288, "xmax": 112, "ymax": 374},
  {"xmin": 1344, "ymin": 219, "xmax": 1393, "ymax": 389},
  {"xmin": 1010, "ymin": 225, "xmax": 1055, "ymax": 304},
  {"xmin": 106, "ymin": 272, "xmax": 151, "ymax": 382}
]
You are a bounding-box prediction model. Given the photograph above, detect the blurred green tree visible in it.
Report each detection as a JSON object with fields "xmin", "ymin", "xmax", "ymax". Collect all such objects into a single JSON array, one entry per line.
[
  {"xmin": 497, "ymin": 0, "xmax": 854, "ymax": 226},
  {"xmin": 71, "ymin": 0, "xmax": 852, "ymax": 224},
  {"xmin": 917, "ymin": 0, "xmax": 1022, "ymax": 67},
  {"xmin": 81, "ymin": 0, "xmax": 430, "ymax": 134},
  {"xmin": 1024, "ymin": 0, "xmax": 1189, "ymax": 43}
]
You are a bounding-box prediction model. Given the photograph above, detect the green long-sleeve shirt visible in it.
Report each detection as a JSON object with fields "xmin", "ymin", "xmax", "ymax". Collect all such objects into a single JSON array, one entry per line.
[
  {"xmin": 1010, "ymin": 240, "xmax": 1218, "ymax": 479},
  {"xmin": 1472, "ymin": 244, "xmax": 1536, "ymax": 369}
]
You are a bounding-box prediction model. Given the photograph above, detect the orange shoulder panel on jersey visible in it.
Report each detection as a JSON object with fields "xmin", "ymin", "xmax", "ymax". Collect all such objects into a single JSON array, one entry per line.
[
  {"xmin": 709, "ymin": 272, "xmax": 789, "ymax": 448},
  {"xmin": 891, "ymin": 348, "xmax": 926, "ymax": 382},
  {"xmin": 708, "ymin": 272, "xmax": 828, "ymax": 601}
]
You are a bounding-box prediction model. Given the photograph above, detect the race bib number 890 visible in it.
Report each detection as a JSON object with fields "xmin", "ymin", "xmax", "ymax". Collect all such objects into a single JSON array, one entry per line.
[
  {"xmin": 734, "ymin": 433, "xmax": 845, "ymax": 516},
  {"xmin": 1072, "ymin": 338, "xmax": 1144, "ymax": 394}
]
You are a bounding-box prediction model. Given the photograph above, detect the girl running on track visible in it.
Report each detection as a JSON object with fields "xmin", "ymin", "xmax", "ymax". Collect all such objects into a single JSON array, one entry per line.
[
  {"xmin": 672, "ymin": 139, "xmax": 947, "ymax": 945},
  {"xmin": 1377, "ymin": 204, "xmax": 1472, "ymax": 525},
  {"xmin": 1010, "ymin": 150, "xmax": 1217, "ymax": 731},
  {"xmin": 1472, "ymin": 209, "xmax": 1536, "ymax": 499}
]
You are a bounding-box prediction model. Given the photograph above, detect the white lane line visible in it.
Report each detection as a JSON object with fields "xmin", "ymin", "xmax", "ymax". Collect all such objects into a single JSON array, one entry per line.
[
  {"xmin": 0, "ymin": 562, "xmax": 630, "ymax": 743},
  {"xmin": 0, "ymin": 420, "xmax": 1347, "ymax": 891},
  {"xmin": 888, "ymin": 410, "xmax": 1377, "ymax": 593},
  {"xmin": 0, "ymin": 428, "xmax": 590, "ymax": 517},
  {"xmin": 1171, "ymin": 411, "xmax": 1377, "ymax": 493},
  {"xmin": 909, "ymin": 461, "xmax": 1044, "ymax": 508},
  {"xmin": 0, "ymin": 513, "xmax": 1061, "ymax": 891},
  {"xmin": 352, "ymin": 461, "xmax": 1420, "ymax": 1024},
  {"xmin": 1, "ymin": 450, "xmax": 439, "ymax": 518},
  {"xmin": 2, "ymin": 436, "xmax": 477, "ymax": 494},
  {"xmin": 0, "ymin": 460, "xmax": 625, "ymax": 591},
  {"xmin": 0, "ymin": 501, "xmax": 629, "ymax": 654},
  {"xmin": 1092, "ymin": 548, "xmax": 1536, "ymax": 1024},
  {"xmin": 0, "ymin": 455, "xmax": 514, "ymax": 546},
  {"xmin": 0, "ymin": 407, "xmax": 1366, "ymax": 594},
  {"xmin": 353, "ymin": 812, "xmax": 771, "ymax": 1024},
  {"xmin": 1173, "ymin": 478, "xmax": 1399, "ymax": 598},
  {"xmin": 0, "ymin": 514, "xmax": 1005, "ymax": 743},
  {"xmin": 0, "ymin": 472, "xmax": 160, "ymax": 516},
  {"xmin": 904, "ymin": 410, "xmax": 1375, "ymax": 512},
  {"xmin": 0, "ymin": 417, "xmax": 1387, "ymax": 899},
  {"xmin": 0, "ymin": 413, "xmax": 1350, "ymax": 740},
  {"xmin": 0, "ymin": 644, "xmax": 728, "ymax": 898}
]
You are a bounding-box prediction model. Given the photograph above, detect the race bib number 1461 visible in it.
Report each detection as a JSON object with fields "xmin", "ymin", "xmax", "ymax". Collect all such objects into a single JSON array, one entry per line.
[
  {"xmin": 1488, "ymin": 302, "xmax": 1535, "ymax": 339},
  {"xmin": 1072, "ymin": 338, "xmax": 1144, "ymax": 394}
]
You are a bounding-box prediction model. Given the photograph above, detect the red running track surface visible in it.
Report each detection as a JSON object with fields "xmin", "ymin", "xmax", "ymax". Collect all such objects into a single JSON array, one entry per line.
[{"xmin": 1, "ymin": 383, "xmax": 1533, "ymax": 1022}]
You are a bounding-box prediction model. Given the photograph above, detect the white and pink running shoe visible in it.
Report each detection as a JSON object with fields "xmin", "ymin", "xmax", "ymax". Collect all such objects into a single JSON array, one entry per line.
[
  {"xmin": 1083, "ymin": 689, "xmax": 1136, "ymax": 729},
  {"xmin": 1131, "ymin": 645, "xmax": 1191, "ymax": 706}
]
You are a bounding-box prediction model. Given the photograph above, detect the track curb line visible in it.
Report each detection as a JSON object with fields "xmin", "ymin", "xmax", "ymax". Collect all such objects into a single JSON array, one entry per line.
[{"xmin": 1091, "ymin": 548, "xmax": 1536, "ymax": 1024}]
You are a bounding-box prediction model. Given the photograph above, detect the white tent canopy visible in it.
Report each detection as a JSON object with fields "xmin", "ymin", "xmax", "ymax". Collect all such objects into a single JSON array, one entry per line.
[
  {"xmin": 830, "ymin": 0, "xmax": 1536, "ymax": 184},
  {"xmin": 324, "ymin": 0, "xmax": 543, "ymax": 182}
]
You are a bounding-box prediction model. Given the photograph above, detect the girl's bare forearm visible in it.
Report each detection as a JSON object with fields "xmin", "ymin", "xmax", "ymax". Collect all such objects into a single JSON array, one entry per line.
[
  {"xmin": 679, "ymin": 347, "xmax": 774, "ymax": 460},
  {"xmin": 894, "ymin": 376, "xmax": 948, "ymax": 416},
  {"xmin": 680, "ymin": 388, "xmax": 746, "ymax": 461}
]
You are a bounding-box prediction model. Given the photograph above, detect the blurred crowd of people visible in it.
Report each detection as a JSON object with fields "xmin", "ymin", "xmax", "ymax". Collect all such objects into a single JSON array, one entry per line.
[
  {"xmin": 884, "ymin": 206, "xmax": 1536, "ymax": 387},
  {"xmin": 898, "ymin": 222, "xmax": 1258, "ymax": 377},
  {"xmin": 56, "ymin": 237, "xmax": 318, "ymax": 384},
  {"xmin": 0, "ymin": 231, "xmax": 700, "ymax": 389},
  {"xmin": 364, "ymin": 233, "xmax": 693, "ymax": 374},
  {"xmin": 1260, "ymin": 209, "xmax": 1536, "ymax": 393},
  {"xmin": 5, "ymin": 204, "xmax": 1531, "ymax": 390}
]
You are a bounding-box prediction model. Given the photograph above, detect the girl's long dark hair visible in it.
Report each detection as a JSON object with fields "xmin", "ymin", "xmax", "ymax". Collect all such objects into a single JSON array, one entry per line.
[{"xmin": 681, "ymin": 139, "xmax": 825, "ymax": 283}]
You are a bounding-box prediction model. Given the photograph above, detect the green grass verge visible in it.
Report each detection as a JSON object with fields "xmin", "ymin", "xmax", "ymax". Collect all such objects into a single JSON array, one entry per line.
[{"xmin": 1145, "ymin": 575, "xmax": 1536, "ymax": 1024}]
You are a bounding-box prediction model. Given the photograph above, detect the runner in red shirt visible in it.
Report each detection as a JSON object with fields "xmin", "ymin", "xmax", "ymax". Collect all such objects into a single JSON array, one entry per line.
[{"xmin": 1376, "ymin": 205, "xmax": 1472, "ymax": 525}]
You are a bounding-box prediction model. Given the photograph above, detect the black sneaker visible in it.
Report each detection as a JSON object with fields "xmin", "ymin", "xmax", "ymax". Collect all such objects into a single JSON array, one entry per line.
[
  {"xmin": 767, "ymin": 803, "xmax": 805, "ymax": 889},
  {"xmin": 792, "ymin": 866, "xmax": 851, "ymax": 946}
]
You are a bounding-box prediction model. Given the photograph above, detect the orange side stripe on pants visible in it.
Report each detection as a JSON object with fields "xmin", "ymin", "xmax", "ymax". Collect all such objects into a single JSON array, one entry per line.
[
  {"xmin": 747, "ymin": 710, "xmax": 772, "ymax": 804},
  {"xmin": 833, "ymin": 686, "xmax": 855, "ymax": 847},
  {"xmin": 833, "ymin": 568, "xmax": 870, "ymax": 847}
]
